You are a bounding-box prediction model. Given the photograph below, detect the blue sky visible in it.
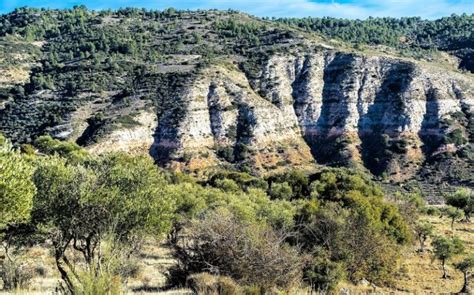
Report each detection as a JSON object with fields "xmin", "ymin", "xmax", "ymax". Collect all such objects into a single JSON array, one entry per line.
[{"xmin": 1, "ymin": 0, "xmax": 473, "ymax": 19}]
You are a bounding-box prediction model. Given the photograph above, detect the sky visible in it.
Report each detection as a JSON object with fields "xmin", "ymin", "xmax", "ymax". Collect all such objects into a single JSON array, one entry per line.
[{"xmin": 0, "ymin": 0, "xmax": 473, "ymax": 19}]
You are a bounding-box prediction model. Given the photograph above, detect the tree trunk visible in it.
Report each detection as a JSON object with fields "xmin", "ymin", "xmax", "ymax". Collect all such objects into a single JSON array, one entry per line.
[
  {"xmin": 442, "ymin": 260, "xmax": 448, "ymax": 279},
  {"xmin": 459, "ymin": 272, "xmax": 472, "ymax": 294},
  {"xmin": 55, "ymin": 251, "xmax": 74, "ymax": 293},
  {"xmin": 419, "ymin": 237, "xmax": 425, "ymax": 252}
]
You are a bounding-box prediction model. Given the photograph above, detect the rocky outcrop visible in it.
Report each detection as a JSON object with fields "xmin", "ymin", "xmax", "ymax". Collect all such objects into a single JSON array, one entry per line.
[
  {"xmin": 146, "ymin": 50, "xmax": 473, "ymax": 180},
  {"xmin": 150, "ymin": 64, "xmax": 315, "ymax": 173},
  {"xmin": 88, "ymin": 110, "xmax": 158, "ymax": 154}
]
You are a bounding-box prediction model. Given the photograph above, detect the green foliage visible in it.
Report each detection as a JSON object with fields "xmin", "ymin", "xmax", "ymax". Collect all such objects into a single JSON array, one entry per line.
[
  {"xmin": 170, "ymin": 181, "xmax": 296, "ymax": 232},
  {"xmin": 267, "ymin": 170, "xmax": 309, "ymax": 199},
  {"xmin": 442, "ymin": 206, "xmax": 465, "ymax": 229},
  {"xmin": 276, "ymin": 14, "xmax": 474, "ymax": 70},
  {"xmin": 269, "ymin": 182, "xmax": 293, "ymax": 200},
  {"xmin": 454, "ymin": 255, "xmax": 474, "ymax": 293},
  {"xmin": 454, "ymin": 255, "xmax": 474, "ymax": 275},
  {"xmin": 445, "ymin": 188, "xmax": 473, "ymax": 221},
  {"xmin": 208, "ymin": 171, "xmax": 268, "ymax": 192},
  {"xmin": 32, "ymin": 153, "xmax": 175, "ymax": 238},
  {"xmin": 414, "ymin": 221, "xmax": 434, "ymax": 252},
  {"xmin": 309, "ymin": 168, "xmax": 411, "ymax": 244},
  {"xmin": 303, "ymin": 250, "xmax": 345, "ymax": 292},
  {"xmin": 296, "ymin": 202, "xmax": 401, "ymax": 286},
  {"xmin": 34, "ymin": 135, "xmax": 90, "ymax": 162},
  {"xmin": 432, "ymin": 235, "xmax": 464, "ymax": 278},
  {"xmin": 445, "ymin": 128, "xmax": 467, "ymax": 146},
  {"xmin": 31, "ymin": 153, "xmax": 175, "ymax": 292},
  {"xmin": 290, "ymin": 168, "xmax": 411, "ymax": 288},
  {"xmin": 0, "ymin": 134, "xmax": 36, "ymax": 229},
  {"xmin": 214, "ymin": 178, "xmax": 241, "ymax": 192}
]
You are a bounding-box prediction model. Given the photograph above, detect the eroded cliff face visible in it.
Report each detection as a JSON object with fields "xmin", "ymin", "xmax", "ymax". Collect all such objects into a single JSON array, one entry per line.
[
  {"xmin": 2, "ymin": 45, "xmax": 471, "ymax": 181},
  {"xmin": 149, "ymin": 63, "xmax": 314, "ymax": 173},
  {"xmin": 146, "ymin": 50, "xmax": 473, "ymax": 181}
]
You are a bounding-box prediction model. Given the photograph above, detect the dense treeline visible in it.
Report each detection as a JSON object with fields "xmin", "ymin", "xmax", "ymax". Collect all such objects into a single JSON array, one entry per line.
[
  {"xmin": 276, "ymin": 14, "xmax": 472, "ymax": 49},
  {"xmin": 276, "ymin": 14, "xmax": 474, "ymax": 70}
]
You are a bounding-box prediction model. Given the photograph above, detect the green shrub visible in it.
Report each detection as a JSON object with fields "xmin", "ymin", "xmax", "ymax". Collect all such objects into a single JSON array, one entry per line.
[
  {"xmin": 432, "ymin": 235, "xmax": 464, "ymax": 279},
  {"xmin": 269, "ymin": 182, "xmax": 293, "ymax": 200},
  {"xmin": 31, "ymin": 153, "xmax": 176, "ymax": 293},
  {"xmin": 445, "ymin": 188, "xmax": 473, "ymax": 222},
  {"xmin": 304, "ymin": 250, "xmax": 345, "ymax": 292},
  {"xmin": 425, "ymin": 206, "xmax": 441, "ymax": 216}
]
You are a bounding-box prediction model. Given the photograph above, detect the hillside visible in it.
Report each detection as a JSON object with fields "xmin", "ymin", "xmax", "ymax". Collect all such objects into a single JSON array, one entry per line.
[
  {"xmin": 0, "ymin": 7, "xmax": 473, "ymax": 201},
  {"xmin": 277, "ymin": 14, "xmax": 474, "ymax": 72}
]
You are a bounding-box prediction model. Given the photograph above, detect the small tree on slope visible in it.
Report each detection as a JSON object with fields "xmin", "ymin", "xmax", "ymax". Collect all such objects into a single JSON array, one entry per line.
[
  {"xmin": 432, "ymin": 236, "xmax": 464, "ymax": 279},
  {"xmin": 454, "ymin": 255, "xmax": 474, "ymax": 294}
]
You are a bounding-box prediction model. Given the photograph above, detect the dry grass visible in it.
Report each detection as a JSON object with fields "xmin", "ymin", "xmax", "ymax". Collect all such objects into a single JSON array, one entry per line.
[{"xmin": 2, "ymin": 213, "xmax": 472, "ymax": 294}]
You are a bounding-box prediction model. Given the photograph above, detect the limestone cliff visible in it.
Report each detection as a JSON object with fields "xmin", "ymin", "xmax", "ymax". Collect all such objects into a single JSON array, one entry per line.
[
  {"xmin": 1, "ymin": 45, "xmax": 472, "ymax": 184},
  {"xmin": 141, "ymin": 50, "xmax": 472, "ymax": 183}
]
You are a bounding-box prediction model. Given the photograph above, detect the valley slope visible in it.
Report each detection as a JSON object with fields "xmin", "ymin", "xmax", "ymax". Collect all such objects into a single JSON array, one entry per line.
[{"xmin": 0, "ymin": 7, "xmax": 472, "ymax": 200}]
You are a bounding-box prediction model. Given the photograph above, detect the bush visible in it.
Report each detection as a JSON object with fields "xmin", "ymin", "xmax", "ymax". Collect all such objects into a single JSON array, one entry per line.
[
  {"xmin": 445, "ymin": 188, "xmax": 473, "ymax": 222},
  {"xmin": 297, "ymin": 202, "xmax": 401, "ymax": 286},
  {"xmin": 308, "ymin": 168, "xmax": 411, "ymax": 244},
  {"xmin": 304, "ymin": 250, "xmax": 345, "ymax": 292},
  {"xmin": 0, "ymin": 135, "xmax": 36, "ymax": 229},
  {"xmin": 187, "ymin": 273, "xmax": 242, "ymax": 295},
  {"xmin": 425, "ymin": 206, "xmax": 441, "ymax": 216},
  {"xmin": 269, "ymin": 182, "xmax": 293, "ymax": 200},
  {"xmin": 432, "ymin": 235, "xmax": 464, "ymax": 279},
  {"xmin": 33, "ymin": 135, "xmax": 89, "ymax": 162},
  {"xmin": 175, "ymin": 209, "xmax": 304, "ymax": 290},
  {"xmin": 267, "ymin": 170, "xmax": 309, "ymax": 199},
  {"xmin": 214, "ymin": 178, "xmax": 240, "ymax": 192},
  {"xmin": 0, "ymin": 254, "xmax": 34, "ymax": 290}
]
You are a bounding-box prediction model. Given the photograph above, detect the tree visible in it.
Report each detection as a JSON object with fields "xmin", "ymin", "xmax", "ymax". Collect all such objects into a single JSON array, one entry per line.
[
  {"xmin": 445, "ymin": 188, "xmax": 473, "ymax": 222},
  {"xmin": 414, "ymin": 222, "xmax": 434, "ymax": 253},
  {"xmin": 444, "ymin": 206, "xmax": 465, "ymax": 230},
  {"xmin": 432, "ymin": 236, "xmax": 464, "ymax": 279},
  {"xmin": 0, "ymin": 134, "xmax": 36, "ymax": 230},
  {"xmin": 0, "ymin": 135, "xmax": 37, "ymax": 291},
  {"xmin": 31, "ymin": 153, "xmax": 175, "ymax": 292},
  {"xmin": 454, "ymin": 255, "xmax": 474, "ymax": 294}
]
